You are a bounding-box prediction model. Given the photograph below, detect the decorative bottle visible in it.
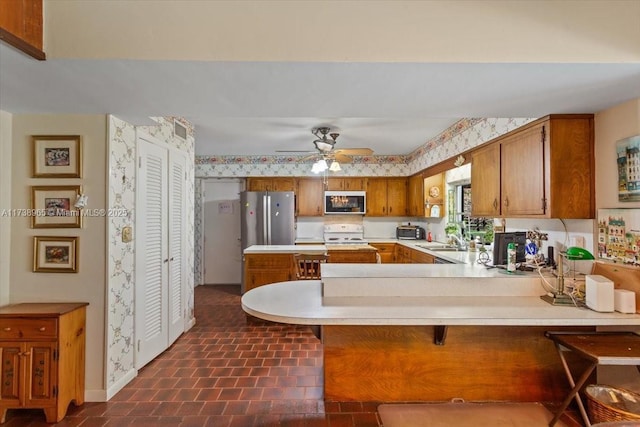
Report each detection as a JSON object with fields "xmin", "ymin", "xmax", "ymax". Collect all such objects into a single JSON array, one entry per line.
[{"xmin": 507, "ymin": 242, "xmax": 516, "ymax": 272}]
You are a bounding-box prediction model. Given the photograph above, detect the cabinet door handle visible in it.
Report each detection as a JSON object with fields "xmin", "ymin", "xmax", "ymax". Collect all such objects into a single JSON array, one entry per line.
[
  {"xmin": 493, "ymin": 199, "xmax": 498, "ymax": 210},
  {"xmin": 21, "ymin": 352, "xmax": 30, "ymax": 356},
  {"xmin": 503, "ymin": 197, "xmax": 509, "ymax": 207},
  {"xmin": 39, "ymin": 327, "xmax": 46, "ymax": 332},
  {"xmin": 3, "ymin": 327, "xmax": 10, "ymax": 332}
]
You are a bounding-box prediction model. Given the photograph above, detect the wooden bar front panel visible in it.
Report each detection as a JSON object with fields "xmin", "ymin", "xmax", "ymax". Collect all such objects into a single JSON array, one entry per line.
[{"xmin": 323, "ymin": 325, "xmax": 593, "ymax": 402}]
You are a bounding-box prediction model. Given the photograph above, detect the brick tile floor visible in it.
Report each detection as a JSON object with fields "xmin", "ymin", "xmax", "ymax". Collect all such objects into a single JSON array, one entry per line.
[{"xmin": 2, "ymin": 285, "xmax": 584, "ymax": 426}]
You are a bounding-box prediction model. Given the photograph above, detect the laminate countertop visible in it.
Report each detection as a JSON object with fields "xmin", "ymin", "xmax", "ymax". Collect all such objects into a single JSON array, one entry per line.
[
  {"xmin": 255, "ymin": 240, "xmax": 477, "ymax": 264},
  {"xmin": 241, "ymin": 264, "xmax": 640, "ymax": 327}
]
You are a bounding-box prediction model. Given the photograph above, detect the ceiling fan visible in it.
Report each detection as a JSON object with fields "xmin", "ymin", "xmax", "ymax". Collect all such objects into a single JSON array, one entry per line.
[{"xmin": 277, "ymin": 127, "xmax": 374, "ymax": 169}]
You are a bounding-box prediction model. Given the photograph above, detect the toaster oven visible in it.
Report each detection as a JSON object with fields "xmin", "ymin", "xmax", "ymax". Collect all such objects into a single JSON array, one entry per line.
[{"xmin": 396, "ymin": 225, "xmax": 426, "ymax": 240}]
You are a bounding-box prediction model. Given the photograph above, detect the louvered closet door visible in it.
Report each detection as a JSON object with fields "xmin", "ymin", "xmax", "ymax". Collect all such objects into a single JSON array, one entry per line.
[
  {"xmin": 135, "ymin": 139, "xmax": 169, "ymax": 369},
  {"xmin": 167, "ymin": 152, "xmax": 186, "ymax": 344}
]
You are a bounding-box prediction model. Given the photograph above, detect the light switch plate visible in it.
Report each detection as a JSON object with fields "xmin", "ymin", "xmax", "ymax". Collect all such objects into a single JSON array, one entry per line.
[{"xmin": 122, "ymin": 226, "xmax": 133, "ymax": 243}]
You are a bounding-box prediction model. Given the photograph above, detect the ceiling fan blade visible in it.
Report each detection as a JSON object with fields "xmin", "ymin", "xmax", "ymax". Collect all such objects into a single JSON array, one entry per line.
[
  {"xmin": 333, "ymin": 154, "xmax": 353, "ymax": 163},
  {"xmin": 333, "ymin": 148, "xmax": 374, "ymax": 156},
  {"xmin": 299, "ymin": 153, "xmax": 319, "ymax": 162}
]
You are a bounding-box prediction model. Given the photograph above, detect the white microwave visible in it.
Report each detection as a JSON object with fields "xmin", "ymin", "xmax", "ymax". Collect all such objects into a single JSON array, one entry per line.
[{"xmin": 324, "ymin": 191, "xmax": 366, "ymax": 215}]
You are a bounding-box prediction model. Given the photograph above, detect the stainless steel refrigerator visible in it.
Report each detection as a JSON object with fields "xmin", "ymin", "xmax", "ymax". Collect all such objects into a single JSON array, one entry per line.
[{"xmin": 240, "ymin": 191, "xmax": 296, "ymax": 292}]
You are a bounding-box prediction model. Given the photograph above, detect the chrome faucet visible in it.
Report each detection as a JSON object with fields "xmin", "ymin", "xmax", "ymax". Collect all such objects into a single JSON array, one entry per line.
[{"xmin": 447, "ymin": 233, "xmax": 468, "ymax": 251}]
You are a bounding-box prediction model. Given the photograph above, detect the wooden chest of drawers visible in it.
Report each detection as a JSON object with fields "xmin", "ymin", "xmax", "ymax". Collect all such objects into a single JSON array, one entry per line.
[{"xmin": 0, "ymin": 302, "xmax": 88, "ymax": 423}]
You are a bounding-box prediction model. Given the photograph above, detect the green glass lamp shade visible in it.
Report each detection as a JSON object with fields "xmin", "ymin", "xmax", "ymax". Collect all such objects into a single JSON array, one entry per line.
[{"xmin": 564, "ymin": 246, "xmax": 595, "ymax": 260}]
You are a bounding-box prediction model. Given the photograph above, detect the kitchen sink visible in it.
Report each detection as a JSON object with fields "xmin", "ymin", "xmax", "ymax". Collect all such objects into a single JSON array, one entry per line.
[
  {"xmin": 429, "ymin": 247, "xmax": 465, "ymax": 252},
  {"xmin": 416, "ymin": 244, "xmax": 462, "ymax": 252}
]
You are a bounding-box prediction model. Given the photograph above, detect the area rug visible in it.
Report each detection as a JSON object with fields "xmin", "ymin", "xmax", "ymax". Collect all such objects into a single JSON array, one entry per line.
[{"xmin": 378, "ymin": 402, "xmax": 567, "ymax": 427}]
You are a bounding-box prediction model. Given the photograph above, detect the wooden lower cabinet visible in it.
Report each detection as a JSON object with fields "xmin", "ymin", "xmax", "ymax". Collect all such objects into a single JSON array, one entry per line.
[
  {"xmin": 0, "ymin": 303, "xmax": 88, "ymax": 423},
  {"xmin": 411, "ymin": 249, "xmax": 434, "ymax": 264},
  {"xmin": 327, "ymin": 249, "xmax": 378, "ymax": 263},
  {"xmin": 243, "ymin": 254, "xmax": 294, "ymax": 292},
  {"xmin": 323, "ymin": 325, "xmax": 594, "ymax": 402},
  {"xmin": 369, "ymin": 244, "xmax": 396, "ymax": 263},
  {"xmin": 392, "ymin": 245, "xmax": 435, "ymax": 264}
]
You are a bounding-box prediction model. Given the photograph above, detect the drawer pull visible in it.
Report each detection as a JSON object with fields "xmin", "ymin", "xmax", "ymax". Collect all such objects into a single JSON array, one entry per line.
[
  {"xmin": 39, "ymin": 327, "xmax": 46, "ymax": 332},
  {"xmin": 21, "ymin": 352, "xmax": 30, "ymax": 356},
  {"xmin": 3, "ymin": 327, "xmax": 10, "ymax": 332}
]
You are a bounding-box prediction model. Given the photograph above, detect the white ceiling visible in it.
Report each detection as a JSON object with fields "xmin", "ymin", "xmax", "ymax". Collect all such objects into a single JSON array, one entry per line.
[{"xmin": 1, "ymin": 43, "xmax": 640, "ymax": 156}]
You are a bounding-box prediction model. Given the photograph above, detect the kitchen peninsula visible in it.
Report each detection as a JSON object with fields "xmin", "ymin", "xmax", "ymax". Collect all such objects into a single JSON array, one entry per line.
[{"xmin": 241, "ymin": 263, "xmax": 640, "ymax": 403}]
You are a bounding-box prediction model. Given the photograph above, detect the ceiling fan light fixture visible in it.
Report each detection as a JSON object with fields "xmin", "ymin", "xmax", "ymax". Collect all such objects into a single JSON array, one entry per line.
[
  {"xmin": 311, "ymin": 158, "xmax": 328, "ymax": 174},
  {"xmin": 329, "ymin": 160, "xmax": 341, "ymax": 172},
  {"xmin": 313, "ymin": 139, "xmax": 335, "ymax": 152}
]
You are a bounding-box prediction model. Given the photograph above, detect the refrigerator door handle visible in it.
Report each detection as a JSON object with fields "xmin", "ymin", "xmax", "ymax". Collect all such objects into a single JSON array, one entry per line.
[
  {"xmin": 263, "ymin": 194, "xmax": 269, "ymax": 244},
  {"xmin": 266, "ymin": 195, "xmax": 272, "ymax": 245}
]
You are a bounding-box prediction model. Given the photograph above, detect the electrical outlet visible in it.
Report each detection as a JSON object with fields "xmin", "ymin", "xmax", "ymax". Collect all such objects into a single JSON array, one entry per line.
[{"xmin": 571, "ymin": 236, "xmax": 585, "ymax": 248}]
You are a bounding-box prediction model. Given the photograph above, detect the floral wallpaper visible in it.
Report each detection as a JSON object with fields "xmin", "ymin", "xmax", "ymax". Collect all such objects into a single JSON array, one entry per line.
[
  {"xmin": 106, "ymin": 116, "xmax": 137, "ymax": 389},
  {"xmin": 195, "ymin": 156, "xmax": 409, "ymax": 178},
  {"xmin": 107, "ymin": 115, "xmax": 195, "ymax": 391},
  {"xmin": 406, "ymin": 117, "xmax": 535, "ymax": 174},
  {"xmin": 194, "ymin": 179, "xmax": 204, "ymax": 287}
]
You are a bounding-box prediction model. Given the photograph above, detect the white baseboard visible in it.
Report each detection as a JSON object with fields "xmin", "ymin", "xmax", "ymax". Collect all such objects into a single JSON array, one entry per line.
[
  {"xmin": 105, "ymin": 368, "xmax": 138, "ymax": 401},
  {"xmin": 185, "ymin": 316, "xmax": 196, "ymax": 331}
]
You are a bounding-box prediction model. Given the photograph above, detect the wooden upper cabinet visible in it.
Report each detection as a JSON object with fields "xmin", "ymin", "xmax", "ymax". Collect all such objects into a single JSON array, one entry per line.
[
  {"xmin": 386, "ymin": 178, "xmax": 408, "ymax": 217},
  {"xmin": 246, "ymin": 177, "xmax": 295, "ymax": 192},
  {"xmin": 296, "ymin": 178, "xmax": 324, "ymax": 216},
  {"xmin": 470, "ymin": 115, "xmax": 594, "ymax": 219},
  {"xmin": 326, "ymin": 178, "xmax": 367, "ymax": 191},
  {"xmin": 545, "ymin": 116, "xmax": 595, "ymax": 219},
  {"xmin": 471, "ymin": 143, "xmax": 501, "ymax": 217},
  {"xmin": 407, "ymin": 174, "xmax": 425, "ymax": 217},
  {"xmin": 501, "ymin": 124, "xmax": 546, "ymax": 216},
  {"xmin": 366, "ymin": 178, "xmax": 388, "ymax": 216},
  {"xmin": 366, "ymin": 178, "xmax": 407, "ymax": 216},
  {"xmin": 0, "ymin": 0, "xmax": 45, "ymax": 60}
]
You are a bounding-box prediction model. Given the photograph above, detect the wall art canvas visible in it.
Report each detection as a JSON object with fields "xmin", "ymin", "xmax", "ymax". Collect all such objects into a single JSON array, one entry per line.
[
  {"xmin": 32, "ymin": 135, "xmax": 82, "ymax": 178},
  {"xmin": 616, "ymin": 134, "xmax": 640, "ymax": 202},
  {"xmin": 597, "ymin": 208, "xmax": 640, "ymax": 266},
  {"xmin": 33, "ymin": 236, "xmax": 78, "ymax": 272},
  {"xmin": 31, "ymin": 185, "xmax": 82, "ymax": 228}
]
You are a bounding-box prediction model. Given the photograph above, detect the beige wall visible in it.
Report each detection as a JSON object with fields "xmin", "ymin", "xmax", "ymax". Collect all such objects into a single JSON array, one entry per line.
[
  {"xmin": 0, "ymin": 110, "xmax": 12, "ymax": 306},
  {"xmin": 45, "ymin": 0, "xmax": 640, "ymax": 62},
  {"xmin": 10, "ymin": 114, "xmax": 108, "ymax": 397},
  {"xmin": 594, "ymin": 98, "xmax": 640, "ymax": 391}
]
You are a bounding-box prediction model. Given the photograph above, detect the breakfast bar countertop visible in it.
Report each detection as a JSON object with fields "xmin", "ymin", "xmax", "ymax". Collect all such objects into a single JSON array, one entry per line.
[{"xmin": 241, "ymin": 263, "xmax": 640, "ymax": 327}]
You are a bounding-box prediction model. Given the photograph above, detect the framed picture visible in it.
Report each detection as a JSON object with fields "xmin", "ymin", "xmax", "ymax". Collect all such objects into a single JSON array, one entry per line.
[
  {"xmin": 616, "ymin": 134, "xmax": 640, "ymax": 202},
  {"xmin": 32, "ymin": 135, "xmax": 82, "ymax": 178},
  {"xmin": 31, "ymin": 185, "xmax": 82, "ymax": 228},
  {"xmin": 33, "ymin": 236, "xmax": 78, "ymax": 273}
]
